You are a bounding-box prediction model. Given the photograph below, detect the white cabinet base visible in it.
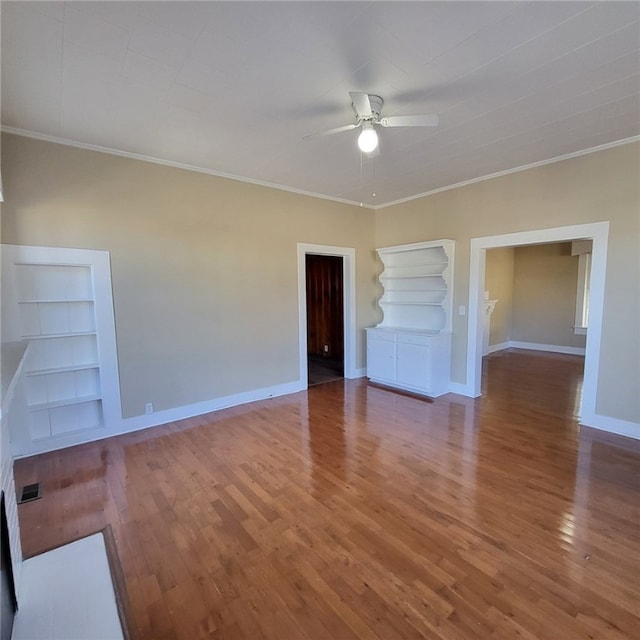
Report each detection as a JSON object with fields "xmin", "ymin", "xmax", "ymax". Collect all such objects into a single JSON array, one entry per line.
[{"xmin": 366, "ymin": 328, "xmax": 451, "ymax": 397}]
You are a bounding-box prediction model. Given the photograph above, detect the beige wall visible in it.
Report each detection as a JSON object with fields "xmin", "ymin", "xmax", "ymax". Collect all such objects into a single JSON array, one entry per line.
[
  {"xmin": 376, "ymin": 142, "xmax": 640, "ymax": 423},
  {"xmin": 485, "ymin": 244, "xmax": 588, "ymax": 350},
  {"xmin": 512, "ymin": 243, "xmax": 586, "ymax": 349},
  {"xmin": 2, "ymin": 134, "xmax": 639, "ymax": 425},
  {"xmin": 485, "ymin": 247, "xmax": 515, "ymax": 347},
  {"xmin": 1, "ymin": 134, "xmax": 377, "ymax": 418}
]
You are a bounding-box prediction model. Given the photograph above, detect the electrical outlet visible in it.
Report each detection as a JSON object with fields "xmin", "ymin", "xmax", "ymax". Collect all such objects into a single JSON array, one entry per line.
[
  {"xmin": 324, "ymin": 344, "xmax": 329, "ymax": 353},
  {"xmin": 145, "ymin": 402, "xmax": 153, "ymax": 414}
]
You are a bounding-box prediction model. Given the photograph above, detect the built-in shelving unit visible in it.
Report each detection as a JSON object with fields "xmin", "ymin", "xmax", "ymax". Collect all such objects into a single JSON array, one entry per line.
[
  {"xmin": 2, "ymin": 245, "xmax": 122, "ymax": 456},
  {"xmin": 16, "ymin": 265, "xmax": 103, "ymax": 440},
  {"xmin": 367, "ymin": 240, "xmax": 455, "ymax": 397}
]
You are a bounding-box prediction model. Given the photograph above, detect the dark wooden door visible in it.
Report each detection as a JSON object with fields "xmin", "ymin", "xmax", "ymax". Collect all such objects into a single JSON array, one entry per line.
[{"xmin": 305, "ymin": 254, "xmax": 344, "ymax": 372}]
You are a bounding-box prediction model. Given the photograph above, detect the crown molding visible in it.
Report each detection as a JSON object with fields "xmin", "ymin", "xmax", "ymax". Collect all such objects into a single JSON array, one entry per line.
[
  {"xmin": 372, "ymin": 135, "xmax": 640, "ymax": 209},
  {"xmin": 0, "ymin": 126, "xmax": 374, "ymax": 210},
  {"xmin": 2, "ymin": 126, "xmax": 637, "ymax": 211}
]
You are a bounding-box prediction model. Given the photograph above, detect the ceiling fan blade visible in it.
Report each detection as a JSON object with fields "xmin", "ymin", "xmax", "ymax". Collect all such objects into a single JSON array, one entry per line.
[
  {"xmin": 349, "ymin": 92, "xmax": 373, "ymax": 119},
  {"xmin": 303, "ymin": 123, "xmax": 359, "ymax": 141},
  {"xmin": 379, "ymin": 114, "xmax": 439, "ymax": 127}
]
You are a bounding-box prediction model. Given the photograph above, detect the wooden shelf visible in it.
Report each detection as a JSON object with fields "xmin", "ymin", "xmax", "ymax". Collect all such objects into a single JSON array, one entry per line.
[
  {"xmin": 25, "ymin": 363, "xmax": 100, "ymax": 377},
  {"xmin": 23, "ymin": 331, "xmax": 97, "ymax": 340},
  {"xmin": 379, "ymin": 273, "xmax": 446, "ymax": 279},
  {"xmin": 3, "ymin": 246, "xmax": 120, "ymax": 455},
  {"xmin": 380, "ymin": 301, "xmax": 443, "ymax": 306},
  {"xmin": 375, "ymin": 240, "xmax": 454, "ymax": 332},
  {"xmin": 381, "ymin": 287, "xmax": 448, "ymax": 292},
  {"xmin": 18, "ymin": 299, "xmax": 95, "ymax": 304},
  {"xmin": 368, "ymin": 240, "xmax": 455, "ymax": 397},
  {"xmin": 29, "ymin": 394, "xmax": 102, "ymax": 412},
  {"xmin": 379, "ymin": 267, "xmax": 442, "ymax": 280}
]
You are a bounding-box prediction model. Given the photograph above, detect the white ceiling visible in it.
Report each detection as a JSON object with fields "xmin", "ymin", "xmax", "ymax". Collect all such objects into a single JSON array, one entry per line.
[{"xmin": 2, "ymin": 1, "xmax": 639, "ymax": 208}]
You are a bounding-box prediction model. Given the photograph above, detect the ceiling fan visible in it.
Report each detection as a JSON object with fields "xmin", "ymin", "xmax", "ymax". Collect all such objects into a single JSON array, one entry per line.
[{"xmin": 303, "ymin": 91, "xmax": 439, "ymax": 153}]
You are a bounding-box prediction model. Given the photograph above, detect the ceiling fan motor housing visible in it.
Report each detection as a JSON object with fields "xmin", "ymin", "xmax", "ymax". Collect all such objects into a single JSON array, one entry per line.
[{"xmin": 354, "ymin": 94, "xmax": 384, "ymax": 122}]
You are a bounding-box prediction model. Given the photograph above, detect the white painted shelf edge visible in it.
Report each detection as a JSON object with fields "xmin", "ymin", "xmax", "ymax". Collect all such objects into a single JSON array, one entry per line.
[
  {"xmin": 18, "ymin": 299, "xmax": 95, "ymax": 304},
  {"xmin": 367, "ymin": 327, "xmax": 444, "ymax": 336},
  {"xmin": 29, "ymin": 394, "xmax": 102, "ymax": 412},
  {"xmin": 380, "ymin": 274, "xmax": 446, "ymax": 279},
  {"xmin": 380, "ymin": 301, "xmax": 444, "ymax": 307},
  {"xmin": 25, "ymin": 363, "xmax": 101, "ymax": 376},
  {"xmin": 22, "ymin": 331, "xmax": 97, "ymax": 340}
]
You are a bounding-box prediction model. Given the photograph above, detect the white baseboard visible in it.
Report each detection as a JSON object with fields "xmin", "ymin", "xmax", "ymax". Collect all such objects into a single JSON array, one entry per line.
[
  {"xmin": 447, "ymin": 384, "xmax": 638, "ymax": 439},
  {"xmin": 121, "ymin": 379, "xmax": 304, "ymax": 434},
  {"xmin": 448, "ymin": 381, "xmax": 477, "ymax": 397},
  {"xmin": 487, "ymin": 342, "xmax": 510, "ymax": 354},
  {"xmin": 13, "ymin": 379, "xmax": 306, "ymax": 458},
  {"xmin": 347, "ymin": 367, "xmax": 367, "ymax": 379},
  {"xmin": 119, "ymin": 377, "xmax": 636, "ymax": 443},
  {"xmin": 490, "ymin": 340, "xmax": 586, "ymax": 356},
  {"xmin": 580, "ymin": 412, "xmax": 640, "ymax": 440}
]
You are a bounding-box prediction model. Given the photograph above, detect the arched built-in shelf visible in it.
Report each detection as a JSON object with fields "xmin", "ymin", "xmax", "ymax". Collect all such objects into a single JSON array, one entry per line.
[{"xmin": 366, "ymin": 240, "xmax": 455, "ymax": 397}]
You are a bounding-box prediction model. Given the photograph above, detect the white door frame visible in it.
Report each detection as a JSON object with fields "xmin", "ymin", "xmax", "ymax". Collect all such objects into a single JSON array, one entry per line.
[
  {"xmin": 297, "ymin": 243, "xmax": 357, "ymax": 388},
  {"xmin": 466, "ymin": 222, "xmax": 609, "ymax": 426}
]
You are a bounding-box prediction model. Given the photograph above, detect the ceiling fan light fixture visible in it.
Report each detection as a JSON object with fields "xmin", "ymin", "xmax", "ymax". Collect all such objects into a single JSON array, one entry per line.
[{"xmin": 357, "ymin": 122, "xmax": 378, "ymax": 153}]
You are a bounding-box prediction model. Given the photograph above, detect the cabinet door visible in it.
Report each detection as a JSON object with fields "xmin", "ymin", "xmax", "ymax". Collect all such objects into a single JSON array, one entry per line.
[
  {"xmin": 396, "ymin": 342, "xmax": 430, "ymax": 392},
  {"xmin": 367, "ymin": 338, "xmax": 395, "ymax": 383}
]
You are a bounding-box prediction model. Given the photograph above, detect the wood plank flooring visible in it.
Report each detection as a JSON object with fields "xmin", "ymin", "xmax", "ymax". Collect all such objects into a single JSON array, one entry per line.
[
  {"xmin": 14, "ymin": 349, "xmax": 640, "ymax": 639},
  {"xmin": 308, "ymin": 356, "xmax": 343, "ymax": 386}
]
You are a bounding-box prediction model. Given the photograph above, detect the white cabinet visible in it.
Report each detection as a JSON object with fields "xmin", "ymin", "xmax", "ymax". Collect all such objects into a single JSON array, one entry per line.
[
  {"xmin": 367, "ymin": 240, "xmax": 454, "ymax": 397},
  {"xmin": 397, "ymin": 337, "xmax": 430, "ymax": 390},
  {"xmin": 366, "ymin": 328, "xmax": 451, "ymax": 397},
  {"xmin": 1, "ymin": 245, "xmax": 121, "ymax": 456},
  {"xmin": 365, "ymin": 330, "xmax": 395, "ymax": 384}
]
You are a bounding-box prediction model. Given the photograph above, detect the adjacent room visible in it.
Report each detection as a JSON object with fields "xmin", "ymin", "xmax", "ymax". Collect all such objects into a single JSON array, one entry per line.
[{"xmin": 1, "ymin": 2, "xmax": 639, "ymax": 639}]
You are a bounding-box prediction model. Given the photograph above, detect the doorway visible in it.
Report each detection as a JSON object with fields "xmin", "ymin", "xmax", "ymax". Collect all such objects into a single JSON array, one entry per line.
[
  {"xmin": 297, "ymin": 243, "xmax": 357, "ymax": 389},
  {"xmin": 306, "ymin": 254, "xmax": 344, "ymax": 385},
  {"xmin": 466, "ymin": 222, "xmax": 609, "ymax": 428}
]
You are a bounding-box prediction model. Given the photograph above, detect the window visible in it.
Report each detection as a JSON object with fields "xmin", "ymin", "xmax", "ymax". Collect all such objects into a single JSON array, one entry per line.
[{"xmin": 574, "ymin": 247, "xmax": 591, "ymax": 335}]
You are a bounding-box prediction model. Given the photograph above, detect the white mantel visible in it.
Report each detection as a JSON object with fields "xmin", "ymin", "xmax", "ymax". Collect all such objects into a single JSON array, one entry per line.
[{"xmin": 483, "ymin": 299, "xmax": 498, "ymax": 356}]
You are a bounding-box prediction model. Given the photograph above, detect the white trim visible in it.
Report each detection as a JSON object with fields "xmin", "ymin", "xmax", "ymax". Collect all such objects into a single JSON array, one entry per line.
[
  {"xmin": 487, "ymin": 341, "xmax": 510, "ymax": 354},
  {"xmin": 374, "ymin": 136, "xmax": 640, "ymax": 209},
  {"xmin": 120, "ymin": 380, "xmax": 303, "ymax": 433},
  {"xmin": 1, "ymin": 244, "xmax": 123, "ymax": 451},
  {"xmin": 0, "ymin": 343, "xmax": 30, "ymax": 422},
  {"xmin": 580, "ymin": 414, "xmax": 640, "ymax": 441},
  {"xmin": 13, "ymin": 379, "xmax": 303, "ymax": 458},
  {"xmin": 574, "ymin": 252, "xmax": 591, "ymax": 332},
  {"xmin": 5, "ymin": 126, "xmax": 637, "ymax": 211},
  {"xmin": 448, "ymin": 381, "xmax": 472, "ymax": 396},
  {"xmin": 466, "ymin": 222, "xmax": 610, "ymax": 429},
  {"xmin": 507, "ymin": 341, "xmax": 585, "ymax": 356},
  {"xmin": 352, "ymin": 367, "xmax": 367, "ymax": 379},
  {"xmin": 297, "ymin": 244, "xmax": 357, "ymax": 387},
  {"xmin": 1, "ymin": 126, "xmax": 372, "ymax": 210}
]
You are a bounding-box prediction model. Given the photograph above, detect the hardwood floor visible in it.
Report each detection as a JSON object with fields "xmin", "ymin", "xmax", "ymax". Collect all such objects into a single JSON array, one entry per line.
[
  {"xmin": 308, "ymin": 356, "xmax": 343, "ymax": 386},
  {"xmin": 14, "ymin": 349, "xmax": 640, "ymax": 639}
]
